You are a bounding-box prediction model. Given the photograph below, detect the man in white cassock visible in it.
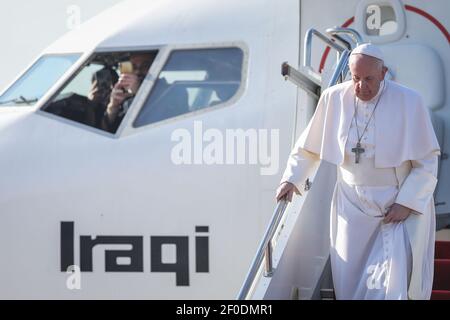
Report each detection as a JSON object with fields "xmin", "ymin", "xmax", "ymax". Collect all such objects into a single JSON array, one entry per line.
[{"xmin": 276, "ymin": 43, "xmax": 441, "ymax": 300}]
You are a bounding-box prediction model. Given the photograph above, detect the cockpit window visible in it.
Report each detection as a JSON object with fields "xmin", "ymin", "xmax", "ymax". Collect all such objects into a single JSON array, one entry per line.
[
  {"xmin": 41, "ymin": 51, "xmax": 157, "ymax": 134},
  {"xmin": 0, "ymin": 54, "xmax": 80, "ymax": 106},
  {"xmin": 134, "ymin": 47, "xmax": 244, "ymax": 127}
]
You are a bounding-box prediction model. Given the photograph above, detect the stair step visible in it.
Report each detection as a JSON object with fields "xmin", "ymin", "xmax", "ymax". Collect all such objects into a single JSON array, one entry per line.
[
  {"xmin": 433, "ymin": 259, "xmax": 450, "ymax": 291},
  {"xmin": 320, "ymin": 288, "xmax": 335, "ymax": 300},
  {"xmin": 290, "ymin": 287, "xmax": 299, "ymax": 300},
  {"xmin": 431, "ymin": 290, "xmax": 450, "ymax": 300},
  {"xmin": 435, "ymin": 241, "xmax": 450, "ymax": 259}
]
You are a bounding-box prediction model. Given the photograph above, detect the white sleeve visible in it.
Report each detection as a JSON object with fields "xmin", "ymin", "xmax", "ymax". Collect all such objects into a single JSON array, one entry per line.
[
  {"xmin": 395, "ymin": 151, "xmax": 439, "ymax": 214},
  {"xmin": 280, "ymin": 137, "xmax": 321, "ymax": 195}
]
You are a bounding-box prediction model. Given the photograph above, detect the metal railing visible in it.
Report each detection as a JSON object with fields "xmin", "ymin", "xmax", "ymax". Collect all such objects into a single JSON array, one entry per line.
[
  {"xmin": 327, "ymin": 50, "xmax": 350, "ymax": 87},
  {"xmin": 325, "ymin": 27, "xmax": 363, "ymax": 46},
  {"xmin": 303, "ymin": 28, "xmax": 362, "ymax": 87},
  {"xmin": 237, "ymin": 28, "xmax": 362, "ymax": 300},
  {"xmin": 237, "ymin": 199, "xmax": 289, "ymax": 299},
  {"xmin": 303, "ymin": 28, "xmax": 347, "ymax": 69}
]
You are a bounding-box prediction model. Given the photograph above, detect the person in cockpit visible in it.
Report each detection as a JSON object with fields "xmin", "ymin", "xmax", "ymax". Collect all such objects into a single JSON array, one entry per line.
[{"xmin": 101, "ymin": 52, "xmax": 155, "ymax": 133}]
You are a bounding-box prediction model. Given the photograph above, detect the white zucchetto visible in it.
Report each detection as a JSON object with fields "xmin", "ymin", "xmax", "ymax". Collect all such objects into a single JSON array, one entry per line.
[{"xmin": 351, "ymin": 43, "xmax": 384, "ymax": 62}]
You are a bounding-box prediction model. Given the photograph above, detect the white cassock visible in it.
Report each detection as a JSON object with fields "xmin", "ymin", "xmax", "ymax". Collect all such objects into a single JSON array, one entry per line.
[{"xmin": 281, "ymin": 79, "xmax": 441, "ymax": 300}]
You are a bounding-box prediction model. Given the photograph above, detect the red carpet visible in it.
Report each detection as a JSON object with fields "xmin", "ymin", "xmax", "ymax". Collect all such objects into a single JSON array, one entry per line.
[{"xmin": 431, "ymin": 241, "xmax": 450, "ymax": 300}]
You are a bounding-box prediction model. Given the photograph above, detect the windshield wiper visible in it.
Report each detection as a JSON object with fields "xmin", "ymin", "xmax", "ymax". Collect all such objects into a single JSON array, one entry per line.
[
  {"xmin": 0, "ymin": 96, "xmax": 38, "ymax": 105},
  {"xmin": 15, "ymin": 96, "xmax": 38, "ymax": 105}
]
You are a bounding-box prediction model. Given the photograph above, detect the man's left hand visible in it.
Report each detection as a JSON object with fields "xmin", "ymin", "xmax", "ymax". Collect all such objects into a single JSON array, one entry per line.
[{"xmin": 383, "ymin": 203, "xmax": 411, "ymax": 223}]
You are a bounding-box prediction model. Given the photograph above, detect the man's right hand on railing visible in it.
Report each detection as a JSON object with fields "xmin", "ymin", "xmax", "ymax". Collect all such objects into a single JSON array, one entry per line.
[{"xmin": 276, "ymin": 182, "xmax": 301, "ymax": 202}]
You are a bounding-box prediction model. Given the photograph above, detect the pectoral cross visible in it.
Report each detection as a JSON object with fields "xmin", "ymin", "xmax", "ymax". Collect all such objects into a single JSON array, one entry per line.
[{"xmin": 351, "ymin": 142, "xmax": 365, "ymax": 164}]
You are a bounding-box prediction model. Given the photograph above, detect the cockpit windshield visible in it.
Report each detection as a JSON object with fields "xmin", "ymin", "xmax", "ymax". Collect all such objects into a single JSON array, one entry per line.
[
  {"xmin": 41, "ymin": 51, "xmax": 157, "ymax": 134},
  {"xmin": 0, "ymin": 54, "xmax": 80, "ymax": 106}
]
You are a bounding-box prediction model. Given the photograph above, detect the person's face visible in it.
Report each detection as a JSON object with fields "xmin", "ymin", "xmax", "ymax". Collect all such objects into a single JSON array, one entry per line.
[
  {"xmin": 349, "ymin": 54, "xmax": 387, "ymax": 101},
  {"xmin": 130, "ymin": 54, "xmax": 153, "ymax": 80}
]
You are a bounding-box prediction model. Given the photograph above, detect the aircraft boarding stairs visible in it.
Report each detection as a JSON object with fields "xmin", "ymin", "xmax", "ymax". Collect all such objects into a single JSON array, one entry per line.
[{"xmin": 238, "ymin": 28, "xmax": 450, "ymax": 300}]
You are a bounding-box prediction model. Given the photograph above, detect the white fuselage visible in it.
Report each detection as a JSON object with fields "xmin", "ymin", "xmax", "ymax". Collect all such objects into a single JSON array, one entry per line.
[{"xmin": 0, "ymin": 0, "xmax": 448, "ymax": 299}]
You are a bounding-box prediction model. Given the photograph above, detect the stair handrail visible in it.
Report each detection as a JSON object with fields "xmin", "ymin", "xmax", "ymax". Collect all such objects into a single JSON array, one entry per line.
[
  {"xmin": 303, "ymin": 28, "xmax": 347, "ymax": 70},
  {"xmin": 236, "ymin": 199, "xmax": 289, "ymax": 300},
  {"xmin": 325, "ymin": 27, "xmax": 363, "ymax": 46}
]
